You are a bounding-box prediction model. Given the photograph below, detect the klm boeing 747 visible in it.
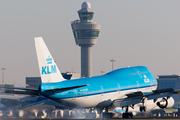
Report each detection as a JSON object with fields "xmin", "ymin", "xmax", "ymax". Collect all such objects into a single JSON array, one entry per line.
[{"xmin": 1, "ymin": 37, "xmax": 180, "ymax": 118}]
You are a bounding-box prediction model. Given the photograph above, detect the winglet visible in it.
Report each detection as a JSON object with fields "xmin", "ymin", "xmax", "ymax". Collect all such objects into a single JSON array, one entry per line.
[{"xmin": 34, "ymin": 37, "xmax": 65, "ymax": 83}]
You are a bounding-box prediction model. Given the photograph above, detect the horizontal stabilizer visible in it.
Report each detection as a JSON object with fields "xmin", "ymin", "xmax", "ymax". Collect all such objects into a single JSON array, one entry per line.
[
  {"xmin": 0, "ymin": 86, "xmax": 39, "ymax": 96},
  {"xmin": 0, "ymin": 91, "xmax": 39, "ymax": 101},
  {"xmin": 5, "ymin": 90, "xmax": 39, "ymax": 96},
  {"xmin": 0, "ymin": 86, "xmax": 38, "ymax": 91}
]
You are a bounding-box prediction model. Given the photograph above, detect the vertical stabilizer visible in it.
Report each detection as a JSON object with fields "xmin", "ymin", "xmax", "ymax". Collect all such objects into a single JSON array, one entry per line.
[{"xmin": 34, "ymin": 37, "xmax": 65, "ymax": 83}]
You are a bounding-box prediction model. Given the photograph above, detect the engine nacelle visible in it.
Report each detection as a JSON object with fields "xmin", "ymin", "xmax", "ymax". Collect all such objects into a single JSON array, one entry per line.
[{"xmin": 156, "ymin": 97, "xmax": 174, "ymax": 109}]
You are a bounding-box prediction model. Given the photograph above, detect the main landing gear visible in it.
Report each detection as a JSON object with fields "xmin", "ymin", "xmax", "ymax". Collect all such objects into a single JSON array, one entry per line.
[
  {"xmin": 140, "ymin": 99, "xmax": 147, "ymax": 112},
  {"xmin": 140, "ymin": 106, "xmax": 147, "ymax": 112},
  {"xmin": 102, "ymin": 107, "xmax": 113, "ymax": 118},
  {"xmin": 97, "ymin": 107, "xmax": 113, "ymax": 118},
  {"xmin": 122, "ymin": 106, "xmax": 133, "ymax": 118}
]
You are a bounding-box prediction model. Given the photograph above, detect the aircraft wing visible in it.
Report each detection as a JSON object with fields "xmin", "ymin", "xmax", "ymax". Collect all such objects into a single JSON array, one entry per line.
[
  {"xmin": 112, "ymin": 88, "xmax": 177, "ymax": 108},
  {"xmin": 147, "ymin": 88, "xmax": 174, "ymax": 100}
]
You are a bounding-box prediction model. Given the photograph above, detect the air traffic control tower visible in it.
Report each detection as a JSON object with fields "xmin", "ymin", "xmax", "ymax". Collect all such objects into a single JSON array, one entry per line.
[{"xmin": 71, "ymin": 2, "xmax": 101, "ymax": 78}]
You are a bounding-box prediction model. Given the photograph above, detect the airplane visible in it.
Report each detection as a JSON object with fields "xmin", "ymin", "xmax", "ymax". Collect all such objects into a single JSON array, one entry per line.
[{"xmin": 1, "ymin": 37, "xmax": 180, "ymax": 118}]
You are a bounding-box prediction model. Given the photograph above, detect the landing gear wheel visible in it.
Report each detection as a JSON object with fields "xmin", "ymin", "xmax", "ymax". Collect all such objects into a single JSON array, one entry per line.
[
  {"xmin": 122, "ymin": 113, "xmax": 133, "ymax": 118},
  {"xmin": 140, "ymin": 106, "xmax": 147, "ymax": 112}
]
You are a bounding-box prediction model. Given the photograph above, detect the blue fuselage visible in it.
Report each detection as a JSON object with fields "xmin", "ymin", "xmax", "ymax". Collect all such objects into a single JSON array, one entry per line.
[{"xmin": 39, "ymin": 66, "xmax": 157, "ymax": 101}]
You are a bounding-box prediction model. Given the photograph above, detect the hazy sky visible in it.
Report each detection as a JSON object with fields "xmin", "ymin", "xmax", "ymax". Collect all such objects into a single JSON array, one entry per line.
[{"xmin": 0, "ymin": 0, "xmax": 180, "ymax": 87}]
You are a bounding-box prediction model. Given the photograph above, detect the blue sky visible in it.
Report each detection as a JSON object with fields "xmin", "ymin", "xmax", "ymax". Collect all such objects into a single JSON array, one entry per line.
[{"xmin": 0, "ymin": 0, "xmax": 180, "ymax": 86}]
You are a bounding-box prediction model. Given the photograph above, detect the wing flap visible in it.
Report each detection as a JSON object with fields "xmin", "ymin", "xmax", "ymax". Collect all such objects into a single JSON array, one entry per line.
[
  {"xmin": 112, "ymin": 96, "xmax": 142, "ymax": 107},
  {"xmin": 126, "ymin": 91, "xmax": 144, "ymax": 98},
  {"xmin": 113, "ymin": 91, "xmax": 144, "ymax": 107}
]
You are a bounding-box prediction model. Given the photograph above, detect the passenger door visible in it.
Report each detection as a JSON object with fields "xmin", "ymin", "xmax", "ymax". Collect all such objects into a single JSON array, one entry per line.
[
  {"xmin": 73, "ymin": 90, "xmax": 77, "ymax": 99},
  {"xmin": 117, "ymin": 83, "xmax": 121, "ymax": 94},
  {"xmin": 100, "ymin": 86, "xmax": 104, "ymax": 96}
]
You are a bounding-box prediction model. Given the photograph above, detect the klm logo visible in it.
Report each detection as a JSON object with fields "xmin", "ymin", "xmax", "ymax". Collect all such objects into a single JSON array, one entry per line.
[
  {"xmin": 42, "ymin": 65, "xmax": 57, "ymax": 75},
  {"xmin": 46, "ymin": 56, "xmax": 52, "ymax": 64},
  {"xmin": 143, "ymin": 75, "xmax": 150, "ymax": 83},
  {"xmin": 42, "ymin": 56, "xmax": 57, "ymax": 75}
]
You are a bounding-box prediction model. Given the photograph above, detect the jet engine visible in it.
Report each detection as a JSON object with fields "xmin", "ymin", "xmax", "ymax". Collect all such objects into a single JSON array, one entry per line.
[{"xmin": 156, "ymin": 97, "xmax": 174, "ymax": 109}]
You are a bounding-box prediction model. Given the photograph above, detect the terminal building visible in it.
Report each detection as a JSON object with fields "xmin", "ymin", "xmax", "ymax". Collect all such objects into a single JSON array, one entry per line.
[{"xmin": 26, "ymin": 77, "xmax": 41, "ymax": 88}]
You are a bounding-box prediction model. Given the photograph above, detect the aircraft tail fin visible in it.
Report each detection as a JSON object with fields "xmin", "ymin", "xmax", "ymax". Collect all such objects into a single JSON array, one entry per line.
[{"xmin": 34, "ymin": 37, "xmax": 65, "ymax": 83}]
